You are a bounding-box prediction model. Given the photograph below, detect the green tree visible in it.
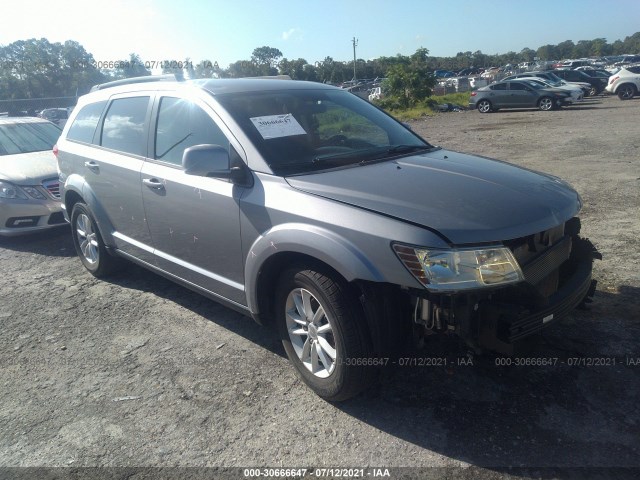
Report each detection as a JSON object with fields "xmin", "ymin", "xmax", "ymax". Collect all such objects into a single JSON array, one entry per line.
[
  {"xmin": 194, "ymin": 59, "xmax": 216, "ymax": 78},
  {"xmin": 380, "ymin": 48, "xmax": 435, "ymax": 108},
  {"xmin": 226, "ymin": 60, "xmax": 261, "ymax": 78},
  {"xmin": 251, "ymin": 46, "xmax": 282, "ymax": 75},
  {"xmin": 112, "ymin": 53, "xmax": 151, "ymax": 79},
  {"xmin": 0, "ymin": 38, "xmax": 104, "ymax": 99}
]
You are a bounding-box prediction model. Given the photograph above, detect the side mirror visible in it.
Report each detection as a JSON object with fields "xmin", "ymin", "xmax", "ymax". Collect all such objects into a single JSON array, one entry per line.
[{"xmin": 182, "ymin": 144, "xmax": 231, "ymax": 178}]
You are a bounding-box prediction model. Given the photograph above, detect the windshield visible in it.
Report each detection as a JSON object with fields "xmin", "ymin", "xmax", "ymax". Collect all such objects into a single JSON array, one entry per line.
[
  {"xmin": 216, "ymin": 88, "xmax": 434, "ymax": 175},
  {"xmin": 0, "ymin": 121, "xmax": 61, "ymax": 156}
]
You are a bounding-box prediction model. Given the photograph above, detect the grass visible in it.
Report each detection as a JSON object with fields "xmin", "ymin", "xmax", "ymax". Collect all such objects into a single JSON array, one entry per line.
[{"xmin": 382, "ymin": 92, "xmax": 472, "ymax": 121}]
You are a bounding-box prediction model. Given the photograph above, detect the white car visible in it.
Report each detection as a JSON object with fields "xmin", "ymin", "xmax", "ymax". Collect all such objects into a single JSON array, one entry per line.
[
  {"xmin": 0, "ymin": 117, "xmax": 65, "ymax": 236},
  {"xmin": 504, "ymin": 76, "xmax": 583, "ymax": 103},
  {"xmin": 605, "ymin": 65, "xmax": 640, "ymax": 100}
]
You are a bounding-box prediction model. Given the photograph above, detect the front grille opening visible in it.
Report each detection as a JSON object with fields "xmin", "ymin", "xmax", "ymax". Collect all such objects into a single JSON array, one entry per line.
[{"xmin": 42, "ymin": 179, "xmax": 61, "ymax": 199}]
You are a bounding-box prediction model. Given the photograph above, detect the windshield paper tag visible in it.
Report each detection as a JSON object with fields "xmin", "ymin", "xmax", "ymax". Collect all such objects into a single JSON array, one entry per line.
[{"xmin": 250, "ymin": 114, "xmax": 306, "ymax": 139}]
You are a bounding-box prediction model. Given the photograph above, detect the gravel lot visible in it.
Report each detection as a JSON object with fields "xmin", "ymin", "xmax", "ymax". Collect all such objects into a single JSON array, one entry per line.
[{"xmin": 1, "ymin": 95, "xmax": 639, "ymax": 478}]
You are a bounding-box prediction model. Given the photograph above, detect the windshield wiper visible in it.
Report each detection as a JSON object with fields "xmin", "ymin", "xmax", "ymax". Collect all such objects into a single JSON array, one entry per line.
[{"xmin": 312, "ymin": 144, "xmax": 433, "ymax": 164}]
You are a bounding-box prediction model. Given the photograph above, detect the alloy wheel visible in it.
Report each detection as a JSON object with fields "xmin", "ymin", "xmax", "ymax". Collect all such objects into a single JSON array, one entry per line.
[{"xmin": 285, "ymin": 288, "xmax": 336, "ymax": 378}]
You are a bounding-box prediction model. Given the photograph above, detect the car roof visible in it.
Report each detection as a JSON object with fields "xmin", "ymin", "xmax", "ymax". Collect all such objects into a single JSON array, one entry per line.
[{"xmin": 82, "ymin": 77, "xmax": 339, "ymax": 101}]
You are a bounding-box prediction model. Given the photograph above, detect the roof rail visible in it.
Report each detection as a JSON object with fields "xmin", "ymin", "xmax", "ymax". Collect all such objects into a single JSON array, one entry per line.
[{"xmin": 90, "ymin": 74, "xmax": 180, "ymax": 92}]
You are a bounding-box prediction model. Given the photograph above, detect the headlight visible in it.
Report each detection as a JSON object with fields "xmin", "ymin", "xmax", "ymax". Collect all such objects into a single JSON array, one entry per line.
[
  {"xmin": 0, "ymin": 181, "xmax": 28, "ymax": 199},
  {"xmin": 393, "ymin": 244, "xmax": 524, "ymax": 291}
]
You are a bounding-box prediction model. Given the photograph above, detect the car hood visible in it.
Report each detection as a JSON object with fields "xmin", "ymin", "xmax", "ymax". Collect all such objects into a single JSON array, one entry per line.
[
  {"xmin": 286, "ymin": 150, "xmax": 581, "ymax": 245},
  {"xmin": 0, "ymin": 150, "xmax": 58, "ymax": 184}
]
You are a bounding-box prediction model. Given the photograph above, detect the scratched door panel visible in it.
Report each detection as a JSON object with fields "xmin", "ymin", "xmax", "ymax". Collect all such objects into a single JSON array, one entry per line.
[{"xmin": 141, "ymin": 161, "xmax": 245, "ymax": 305}]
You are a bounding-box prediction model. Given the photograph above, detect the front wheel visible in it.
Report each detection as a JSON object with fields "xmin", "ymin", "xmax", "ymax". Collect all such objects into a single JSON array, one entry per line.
[
  {"xmin": 477, "ymin": 99, "xmax": 492, "ymax": 113},
  {"xmin": 71, "ymin": 202, "xmax": 122, "ymax": 277},
  {"xmin": 538, "ymin": 96, "xmax": 555, "ymax": 111},
  {"xmin": 617, "ymin": 84, "xmax": 637, "ymax": 100},
  {"xmin": 276, "ymin": 266, "xmax": 375, "ymax": 401},
  {"xmin": 588, "ymin": 86, "xmax": 598, "ymax": 97}
]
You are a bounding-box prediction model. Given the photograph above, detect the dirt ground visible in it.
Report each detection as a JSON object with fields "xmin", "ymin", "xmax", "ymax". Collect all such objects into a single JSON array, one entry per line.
[{"xmin": 1, "ymin": 95, "xmax": 639, "ymax": 479}]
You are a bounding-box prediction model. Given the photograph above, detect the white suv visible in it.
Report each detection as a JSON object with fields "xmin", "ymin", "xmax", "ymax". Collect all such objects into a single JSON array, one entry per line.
[{"xmin": 605, "ymin": 65, "xmax": 640, "ymax": 99}]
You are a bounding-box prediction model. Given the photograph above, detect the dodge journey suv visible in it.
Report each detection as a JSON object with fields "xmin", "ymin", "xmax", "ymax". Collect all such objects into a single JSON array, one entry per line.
[{"xmin": 56, "ymin": 76, "xmax": 600, "ymax": 400}]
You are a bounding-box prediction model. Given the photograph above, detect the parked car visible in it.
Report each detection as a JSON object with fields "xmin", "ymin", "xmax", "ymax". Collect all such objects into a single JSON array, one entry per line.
[
  {"xmin": 504, "ymin": 76, "xmax": 583, "ymax": 103},
  {"xmin": 56, "ymin": 76, "xmax": 599, "ymax": 400},
  {"xmin": 552, "ymin": 69, "xmax": 607, "ymax": 96},
  {"xmin": 555, "ymin": 60, "xmax": 591, "ymax": 69},
  {"xmin": 38, "ymin": 108, "xmax": 69, "ymax": 127},
  {"xmin": 434, "ymin": 69, "xmax": 456, "ymax": 78},
  {"xmin": 605, "ymin": 65, "xmax": 640, "ymax": 99},
  {"xmin": 504, "ymin": 71, "xmax": 592, "ymax": 96},
  {"xmin": 0, "ymin": 117, "xmax": 65, "ymax": 236},
  {"xmin": 469, "ymin": 79, "xmax": 572, "ymax": 112}
]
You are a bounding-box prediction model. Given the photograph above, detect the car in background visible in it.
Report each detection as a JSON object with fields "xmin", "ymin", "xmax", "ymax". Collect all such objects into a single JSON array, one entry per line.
[
  {"xmin": 469, "ymin": 79, "xmax": 571, "ymax": 112},
  {"xmin": 507, "ymin": 76, "xmax": 583, "ymax": 103},
  {"xmin": 503, "ymin": 71, "xmax": 592, "ymax": 96},
  {"xmin": 434, "ymin": 69, "xmax": 456, "ymax": 78},
  {"xmin": 0, "ymin": 117, "xmax": 65, "ymax": 236},
  {"xmin": 605, "ymin": 65, "xmax": 640, "ymax": 99},
  {"xmin": 38, "ymin": 108, "xmax": 69, "ymax": 127},
  {"xmin": 552, "ymin": 69, "xmax": 607, "ymax": 96},
  {"xmin": 555, "ymin": 60, "xmax": 591, "ymax": 69}
]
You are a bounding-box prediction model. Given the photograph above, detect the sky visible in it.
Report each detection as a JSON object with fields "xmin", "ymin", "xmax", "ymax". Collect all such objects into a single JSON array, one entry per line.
[{"xmin": 2, "ymin": 0, "xmax": 640, "ymax": 68}]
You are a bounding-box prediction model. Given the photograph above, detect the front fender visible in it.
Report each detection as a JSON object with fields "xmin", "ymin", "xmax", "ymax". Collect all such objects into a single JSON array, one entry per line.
[
  {"xmin": 63, "ymin": 173, "xmax": 116, "ymax": 247},
  {"xmin": 244, "ymin": 223, "xmax": 385, "ymax": 314}
]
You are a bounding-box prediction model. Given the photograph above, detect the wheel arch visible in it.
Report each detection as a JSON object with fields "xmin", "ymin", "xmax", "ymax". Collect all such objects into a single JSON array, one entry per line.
[
  {"xmin": 245, "ymin": 224, "xmax": 386, "ymax": 322},
  {"xmin": 62, "ymin": 175, "xmax": 116, "ymax": 247}
]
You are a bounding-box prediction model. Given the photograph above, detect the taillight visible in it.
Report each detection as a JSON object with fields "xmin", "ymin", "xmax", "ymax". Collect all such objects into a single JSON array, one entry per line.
[
  {"xmin": 609, "ymin": 76, "xmax": 619, "ymax": 85},
  {"xmin": 471, "ymin": 91, "xmax": 477, "ymax": 96},
  {"xmin": 53, "ymin": 144, "xmax": 58, "ymax": 158}
]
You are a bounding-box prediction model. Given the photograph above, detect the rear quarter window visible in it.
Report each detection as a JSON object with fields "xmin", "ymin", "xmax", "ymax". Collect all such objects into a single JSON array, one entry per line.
[{"xmin": 66, "ymin": 101, "xmax": 107, "ymax": 144}]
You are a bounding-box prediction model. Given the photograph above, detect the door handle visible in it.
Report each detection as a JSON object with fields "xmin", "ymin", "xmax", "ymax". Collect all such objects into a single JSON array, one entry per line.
[
  {"xmin": 84, "ymin": 161, "xmax": 99, "ymax": 172},
  {"xmin": 142, "ymin": 178, "xmax": 165, "ymax": 190}
]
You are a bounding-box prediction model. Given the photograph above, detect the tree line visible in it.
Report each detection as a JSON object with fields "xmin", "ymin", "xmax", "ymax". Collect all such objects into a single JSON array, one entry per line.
[{"xmin": 1, "ymin": 33, "xmax": 639, "ymax": 101}]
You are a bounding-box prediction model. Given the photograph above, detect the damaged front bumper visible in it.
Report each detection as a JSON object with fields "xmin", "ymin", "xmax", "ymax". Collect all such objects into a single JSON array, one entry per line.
[{"xmin": 410, "ymin": 232, "xmax": 601, "ymax": 355}]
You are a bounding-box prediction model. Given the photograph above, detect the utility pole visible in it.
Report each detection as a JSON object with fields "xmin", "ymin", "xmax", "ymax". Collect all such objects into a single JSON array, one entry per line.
[{"xmin": 352, "ymin": 37, "xmax": 358, "ymax": 83}]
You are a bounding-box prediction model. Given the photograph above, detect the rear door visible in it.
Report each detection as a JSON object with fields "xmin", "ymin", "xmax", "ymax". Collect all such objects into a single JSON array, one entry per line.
[
  {"xmin": 82, "ymin": 94, "xmax": 155, "ymax": 262},
  {"xmin": 140, "ymin": 94, "xmax": 247, "ymax": 306}
]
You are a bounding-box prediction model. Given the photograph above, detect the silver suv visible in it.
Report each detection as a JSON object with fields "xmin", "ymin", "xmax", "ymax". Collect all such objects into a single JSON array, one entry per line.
[{"xmin": 56, "ymin": 76, "xmax": 600, "ymax": 400}]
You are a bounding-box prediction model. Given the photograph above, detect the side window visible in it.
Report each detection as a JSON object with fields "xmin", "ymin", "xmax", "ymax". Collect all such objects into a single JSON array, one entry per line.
[
  {"xmin": 66, "ymin": 101, "xmax": 107, "ymax": 144},
  {"xmin": 101, "ymin": 96, "xmax": 149, "ymax": 156},
  {"xmin": 509, "ymin": 82, "xmax": 526, "ymax": 90},
  {"xmin": 154, "ymin": 97, "xmax": 229, "ymax": 166},
  {"xmin": 490, "ymin": 83, "xmax": 507, "ymax": 90}
]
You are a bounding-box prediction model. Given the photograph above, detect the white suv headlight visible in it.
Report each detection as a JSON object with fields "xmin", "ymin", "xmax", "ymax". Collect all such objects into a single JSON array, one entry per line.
[{"xmin": 393, "ymin": 244, "xmax": 524, "ymax": 291}]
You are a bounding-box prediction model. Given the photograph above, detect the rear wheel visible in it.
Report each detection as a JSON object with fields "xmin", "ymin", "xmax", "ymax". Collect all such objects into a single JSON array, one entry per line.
[
  {"xmin": 538, "ymin": 96, "xmax": 555, "ymax": 111},
  {"xmin": 477, "ymin": 99, "xmax": 492, "ymax": 113},
  {"xmin": 276, "ymin": 266, "xmax": 375, "ymax": 401},
  {"xmin": 71, "ymin": 202, "xmax": 122, "ymax": 277},
  {"xmin": 588, "ymin": 86, "xmax": 598, "ymax": 97},
  {"xmin": 617, "ymin": 84, "xmax": 637, "ymax": 100}
]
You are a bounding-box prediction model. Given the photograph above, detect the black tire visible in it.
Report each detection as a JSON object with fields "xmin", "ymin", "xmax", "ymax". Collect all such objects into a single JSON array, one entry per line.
[
  {"xmin": 588, "ymin": 85, "xmax": 598, "ymax": 97},
  {"xmin": 538, "ymin": 96, "xmax": 555, "ymax": 111},
  {"xmin": 617, "ymin": 84, "xmax": 637, "ymax": 100},
  {"xmin": 276, "ymin": 266, "xmax": 375, "ymax": 401},
  {"xmin": 477, "ymin": 99, "xmax": 492, "ymax": 113},
  {"xmin": 70, "ymin": 202, "xmax": 122, "ymax": 277}
]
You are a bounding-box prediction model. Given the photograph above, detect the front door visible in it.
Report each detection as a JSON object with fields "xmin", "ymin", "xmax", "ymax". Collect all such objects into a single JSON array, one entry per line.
[{"xmin": 141, "ymin": 96, "xmax": 247, "ymax": 306}]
